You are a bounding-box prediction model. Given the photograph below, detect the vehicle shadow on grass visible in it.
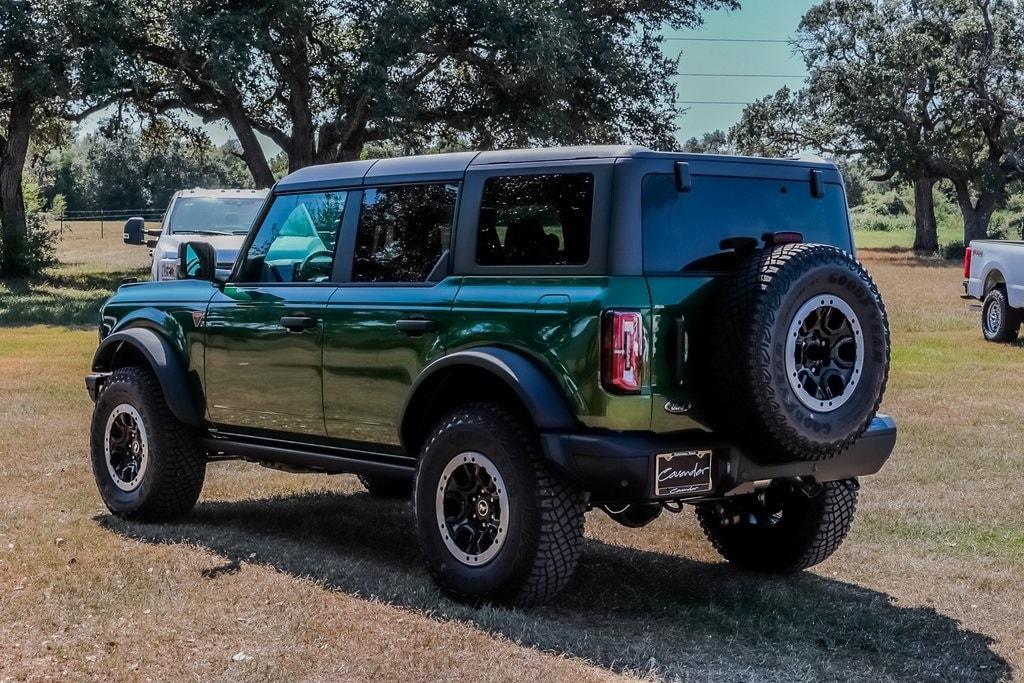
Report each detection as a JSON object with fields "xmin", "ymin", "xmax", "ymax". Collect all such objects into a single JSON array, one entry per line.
[
  {"xmin": 0, "ymin": 268, "xmax": 147, "ymax": 327},
  {"xmin": 99, "ymin": 490, "xmax": 1010, "ymax": 682}
]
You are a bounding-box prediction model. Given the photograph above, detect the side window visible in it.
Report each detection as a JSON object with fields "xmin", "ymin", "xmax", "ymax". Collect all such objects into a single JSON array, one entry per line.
[
  {"xmin": 476, "ymin": 174, "xmax": 593, "ymax": 266},
  {"xmin": 237, "ymin": 191, "xmax": 347, "ymax": 283},
  {"xmin": 352, "ymin": 183, "xmax": 458, "ymax": 283}
]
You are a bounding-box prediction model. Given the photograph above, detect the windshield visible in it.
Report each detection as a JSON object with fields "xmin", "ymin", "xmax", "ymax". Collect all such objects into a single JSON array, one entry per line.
[{"xmin": 166, "ymin": 197, "xmax": 265, "ymax": 235}]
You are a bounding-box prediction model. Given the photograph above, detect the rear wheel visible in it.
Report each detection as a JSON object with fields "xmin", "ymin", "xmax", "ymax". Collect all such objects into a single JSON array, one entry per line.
[
  {"xmin": 695, "ymin": 480, "xmax": 858, "ymax": 573},
  {"xmin": 981, "ymin": 287, "xmax": 1020, "ymax": 343},
  {"xmin": 413, "ymin": 402, "xmax": 586, "ymax": 607},
  {"xmin": 89, "ymin": 366, "xmax": 206, "ymax": 521}
]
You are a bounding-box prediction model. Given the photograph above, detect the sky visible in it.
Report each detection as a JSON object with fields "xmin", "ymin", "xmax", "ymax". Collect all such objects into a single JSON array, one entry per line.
[
  {"xmin": 668, "ymin": 0, "xmax": 814, "ymax": 141},
  {"xmin": 82, "ymin": 1, "xmax": 816, "ymax": 152}
]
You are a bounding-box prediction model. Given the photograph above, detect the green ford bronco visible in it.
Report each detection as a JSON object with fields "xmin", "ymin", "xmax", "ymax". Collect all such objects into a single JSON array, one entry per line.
[{"xmin": 87, "ymin": 146, "xmax": 894, "ymax": 606}]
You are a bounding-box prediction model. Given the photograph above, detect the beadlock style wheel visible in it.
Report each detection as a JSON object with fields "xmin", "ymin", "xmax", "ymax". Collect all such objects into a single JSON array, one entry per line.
[
  {"xmin": 104, "ymin": 403, "xmax": 150, "ymax": 492},
  {"xmin": 785, "ymin": 295, "xmax": 865, "ymax": 413},
  {"xmin": 435, "ymin": 451, "xmax": 510, "ymax": 566}
]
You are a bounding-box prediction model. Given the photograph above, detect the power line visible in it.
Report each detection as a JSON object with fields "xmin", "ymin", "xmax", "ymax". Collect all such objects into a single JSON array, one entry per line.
[
  {"xmin": 665, "ymin": 37, "xmax": 791, "ymax": 43},
  {"xmin": 677, "ymin": 72, "xmax": 805, "ymax": 78},
  {"xmin": 678, "ymin": 100, "xmax": 753, "ymax": 105}
]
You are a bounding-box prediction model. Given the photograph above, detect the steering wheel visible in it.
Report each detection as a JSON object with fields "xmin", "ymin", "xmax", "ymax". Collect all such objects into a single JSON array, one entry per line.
[{"xmin": 295, "ymin": 249, "xmax": 334, "ymax": 282}]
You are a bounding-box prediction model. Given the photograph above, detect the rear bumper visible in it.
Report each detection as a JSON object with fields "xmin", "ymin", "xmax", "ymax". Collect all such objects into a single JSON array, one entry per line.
[
  {"xmin": 962, "ymin": 279, "xmax": 982, "ymax": 309},
  {"xmin": 541, "ymin": 415, "xmax": 897, "ymax": 504}
]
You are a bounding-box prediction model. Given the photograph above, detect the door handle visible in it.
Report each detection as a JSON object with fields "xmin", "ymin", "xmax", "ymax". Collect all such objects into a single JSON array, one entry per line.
[
  {"xmin": 395, "ymin": 318, "xmax": 438, "ymax": 336},
  {"xmin": 280, "ymin": 314, "xmax": 318, "ymax": 332}
]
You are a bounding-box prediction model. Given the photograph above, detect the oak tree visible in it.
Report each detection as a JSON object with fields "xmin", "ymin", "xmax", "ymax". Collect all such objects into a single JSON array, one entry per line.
[{"xmin": 120, "ymin": 0, "xmax": 737, "ymax": 187}]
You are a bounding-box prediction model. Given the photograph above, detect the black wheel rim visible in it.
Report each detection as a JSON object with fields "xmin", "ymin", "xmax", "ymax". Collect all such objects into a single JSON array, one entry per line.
[
  {"xmin": 785, "ymin": 295, "xmax": 864, "ymax": 412},
  {"xmin": 435, "ymin": 452, "xmax": 509, "ymax": 566},
  {"xmin": 104, "ymin": 403, "xmax": 149, "ymax": 491}
]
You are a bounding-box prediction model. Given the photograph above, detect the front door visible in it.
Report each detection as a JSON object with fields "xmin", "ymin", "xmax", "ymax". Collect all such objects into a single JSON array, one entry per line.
[
  {"xmin": 322, "ymin": 183, "xmax": 461, "ymax": 446},
  {"xmin": 204, "ymin": 190, "xmax": 351, "ymax": 436}
]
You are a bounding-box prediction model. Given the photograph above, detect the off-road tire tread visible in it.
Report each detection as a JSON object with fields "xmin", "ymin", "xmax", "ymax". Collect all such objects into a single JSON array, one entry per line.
[
  {"xmin": 92, "ymin": 366, "xmax": 205, "ymax": 521},
  {"xmin": 711, "ymin": 243, "xmax": 890, "ymax": 461},
  {"xmin": 416, "ymin": 402, "xmax": 585, "ymax": 607},
  {"xmin": 982, "ymin": 287, "xmax": 1020, "ymax": 343},
  {"xmin": 696, "ymin": 480, "xmax": 858, "ymax": 573}
]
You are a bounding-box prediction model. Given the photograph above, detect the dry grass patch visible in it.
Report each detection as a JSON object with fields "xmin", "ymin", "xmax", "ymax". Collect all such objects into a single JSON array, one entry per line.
[{"xmin": 0, "ymin": 242, "xmax": 1021, "ymax": 681}]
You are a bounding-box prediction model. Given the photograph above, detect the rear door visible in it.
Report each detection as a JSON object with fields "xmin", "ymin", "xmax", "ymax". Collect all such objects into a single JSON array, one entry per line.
[
  {"xmin": 322, "ymin": 183, "xmax": 461, "ymax": 446},
  {"xmin": 204, "ymin": 190, "xmax": 351, "ymax": 436},
  {"xmin": 639, "ymin": 160, "xmax": 851, "ymax": 433}
]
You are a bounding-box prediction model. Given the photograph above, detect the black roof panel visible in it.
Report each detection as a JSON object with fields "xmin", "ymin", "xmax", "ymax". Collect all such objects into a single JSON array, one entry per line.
[{"xmin": 275, "ymin": 146, "xmax": 837, "ymax": 191}]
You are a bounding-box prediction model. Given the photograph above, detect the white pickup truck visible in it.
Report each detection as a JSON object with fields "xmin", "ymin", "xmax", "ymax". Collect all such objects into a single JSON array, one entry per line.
[
  {"xmin": 123, "ymin": 188, "xmax": 268, "ymax": 281},
  {"xmin": 963, "ymin": 240, "xmax": 1024, "ymax": 342}
]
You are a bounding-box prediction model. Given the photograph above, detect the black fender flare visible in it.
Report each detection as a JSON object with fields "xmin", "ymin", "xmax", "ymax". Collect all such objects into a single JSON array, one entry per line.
[
  {"xmin": 92, "ymin": 328, "xmax": 205, "ymax": 426},
  {"xmin": 399, "ymin": 346, "xmax": 578, "ymax": 452}
]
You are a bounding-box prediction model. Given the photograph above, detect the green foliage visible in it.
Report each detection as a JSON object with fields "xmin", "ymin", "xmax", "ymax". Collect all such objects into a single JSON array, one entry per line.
[
  {"xmin": 941, "ymin": 241, "xmax": 966, "ymax": 261},
  {"xmin": 119, "ymin": 0, "xmax": 737, "ymax": 183},
  {"xmin": 852, "ymin": 214, "xmax": 913, "ymax": 233},
  {"xmin": 0, "ymin": 0, "xmax": 126, "ymax": 277},
  {"xmin": 730, "ymin": 0, "xmax": 1024, "ymax": 244},
  {"xmin": 11, "ymin": 173, "xmax": 58, "ymax": 277},
  {"xmin": 37, "ymin": 131, "xmax": 253, "ymax": 212},
  {"xmin": 49, "ymin": 193, "xmax": 67, "ymax": 218},
  {"xmin": 681, "ymin": 130, "xmax": 734, "ymax": 155}
]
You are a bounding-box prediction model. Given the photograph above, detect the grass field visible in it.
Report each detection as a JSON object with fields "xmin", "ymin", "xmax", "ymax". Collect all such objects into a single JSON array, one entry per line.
[{"xmin": 0, "ymin": 223, "xmax": 1021, "ymax": 681}]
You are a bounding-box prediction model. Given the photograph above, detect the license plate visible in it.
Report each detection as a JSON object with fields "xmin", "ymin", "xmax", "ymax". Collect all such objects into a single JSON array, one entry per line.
[{"xmin": 654, "ymin": 450, "xmax": 713, "ymax": 497}]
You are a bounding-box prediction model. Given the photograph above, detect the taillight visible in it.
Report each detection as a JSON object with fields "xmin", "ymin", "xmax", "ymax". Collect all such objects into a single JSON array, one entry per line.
[
  {"xmin": 963, "ymin": 247, "xmax": 973, "ymax": 278},
  {"xmin": 602, "ymin": 311, "xmax": 645, "ymax": 394}
]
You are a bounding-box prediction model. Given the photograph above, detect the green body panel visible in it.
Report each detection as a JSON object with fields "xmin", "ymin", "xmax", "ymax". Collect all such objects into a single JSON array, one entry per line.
[
  {"xmin": 204, "ymin": 284, "xmax": 336, "ymax": 435},
  {"xmin": 100, "ymin": 281, "xmax": 216, "ymax": 391},
  {"xmin": 321, "ymin": 278, "xmax": 461, "ymax": 445},
  {"xmin": 448, "ymin": 276, "xmax": 653, "ymax": 431},
  {"xmin": 645, "ymin": 276, "xmax": 720, "ymax": 433},
  {"xmin": 96, "ymin": 273, "xmax": 721, "ymax": 443}
]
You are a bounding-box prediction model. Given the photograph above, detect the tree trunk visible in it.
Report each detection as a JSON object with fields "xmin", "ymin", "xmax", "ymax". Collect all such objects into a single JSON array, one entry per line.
[
  {"xmin": 222, "ymin": 98, "xmax": 276, "ymax": 188},
  {"xmin": 912, "ymin": 176, "xmax": 939, "ymax": 252},
  {"xmin": 0, "ymin": 95, "xmax": 34, "ymax": 278},
  {"xmin": 952, "ymin": 178, "xmax": 997, "ymax": 244}
]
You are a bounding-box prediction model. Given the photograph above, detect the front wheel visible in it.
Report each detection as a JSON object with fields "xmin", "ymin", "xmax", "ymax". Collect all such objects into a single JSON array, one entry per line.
[
  {"xmin": 413, "ymin": 403, "xmax": 586, "ymax": 607},
  {"xmin": 982, "ymin": 287, "xmax": 1020, "ymax": 343},
  {"xmin": 89, "ymin": 366, "xmax": 206, "ymax": 521},
  {"xmin": 695, "ymin": 480, "xmax": 858, "ymax": 573}
]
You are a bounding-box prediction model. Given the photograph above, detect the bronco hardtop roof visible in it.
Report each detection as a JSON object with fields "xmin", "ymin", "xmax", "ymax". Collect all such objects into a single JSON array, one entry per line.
[{"xmin": 275, "ymin": 146, "xmax": 838, "ymax": 193}]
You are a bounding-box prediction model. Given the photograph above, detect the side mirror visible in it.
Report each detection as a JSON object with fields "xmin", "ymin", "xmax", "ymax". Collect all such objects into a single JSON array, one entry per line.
[
  {"xmin": 178, "ymin": 242, "xmax": 217, "ymax": 281},
  {"xmin": 123, "ymin": 217, "xmax": 145, "ymax": 245}
]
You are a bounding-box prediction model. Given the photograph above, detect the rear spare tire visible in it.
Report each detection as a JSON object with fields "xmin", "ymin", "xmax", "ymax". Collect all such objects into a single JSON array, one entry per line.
[{"xmin": 711, "ymin": 243, "xmax": 889, "ymax": 461}]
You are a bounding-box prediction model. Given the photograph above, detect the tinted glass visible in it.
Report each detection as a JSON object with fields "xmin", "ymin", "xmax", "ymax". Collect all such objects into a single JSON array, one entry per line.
[
  {"xmin": 237, "ymin": 191, "xmax": 346, "ymax": 283},
  {"xmin": 476, "ymin": 174, "xmax": 593, "ymax": 266},
  {"xmin": 167, "ymin": 197, "xmax": 265, "ymax": 235},
  {"xmin": 352, "ymin": 183, "xmax": 458, "ymax": 283},
  {"xmin": 642, "ymin": 174, "xmax": 852, "ymax": 273}
]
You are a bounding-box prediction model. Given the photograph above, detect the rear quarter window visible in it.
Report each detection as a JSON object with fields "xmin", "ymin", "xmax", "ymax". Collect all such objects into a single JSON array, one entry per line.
[{"xmin": 642, "ymin": 173, "xmax": 852, "ymax": 273}]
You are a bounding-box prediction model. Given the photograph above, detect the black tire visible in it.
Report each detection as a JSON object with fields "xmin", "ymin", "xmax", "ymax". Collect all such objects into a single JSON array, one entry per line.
[
  {"xmin": 710, "ymin": 243, "xmax": 890, "ymax": 461},
  {"xmin": 695, "ymin": 480, "xmax": 858, "ymax": 573},
  {"xmin": 413, "ymin": 402, "xmax": 586, "ymax": 607},
  {"xmin": 89, "ymin": 366, "xmax": 206, "ymax": 522},
  {"xmin": 981, "ymin": 287, "xmax": 1020, "ymax": 343},
  {"xmin": 357, "ymin": 474, "xmax": 413, "ymax": 498}
]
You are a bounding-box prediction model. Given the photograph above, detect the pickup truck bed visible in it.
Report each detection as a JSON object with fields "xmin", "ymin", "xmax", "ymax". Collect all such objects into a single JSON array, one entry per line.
[{"xmin": 963, "ymin": 239, "xmax": 1024, "ymax": 342}]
